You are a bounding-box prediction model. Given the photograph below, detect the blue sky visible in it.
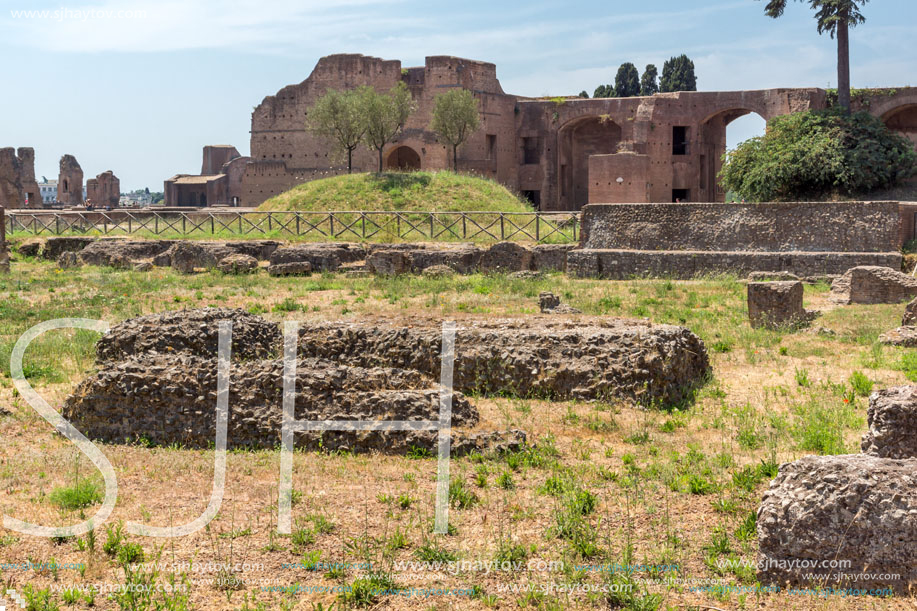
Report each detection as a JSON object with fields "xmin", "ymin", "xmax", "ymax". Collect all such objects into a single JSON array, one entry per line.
[{"xmin": 2, "ymin": 0, "xmax": 915, "ymax": 191}]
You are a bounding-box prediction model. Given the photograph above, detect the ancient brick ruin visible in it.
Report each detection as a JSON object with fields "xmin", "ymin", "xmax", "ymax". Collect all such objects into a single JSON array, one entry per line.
[
  {"xmin": 0, "ymin": 147, "xmax": 41, "ymax": 209},
  {"xmin": 164, "ymin": 145, "xmax": 250, "ymax": 206},
  {"xmin": 86, "ymin": 170, "xmax": 120, "ymax": 208},
  {"xmin": 57, "ymin": 154, "xmax": 84, "ymax": 206},
  {"xmin": 163, "ymin": 53, "xmax": 917, "ymax": 209}
]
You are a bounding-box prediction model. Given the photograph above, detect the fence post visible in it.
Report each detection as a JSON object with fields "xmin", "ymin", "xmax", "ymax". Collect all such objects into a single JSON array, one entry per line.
[
  {"xmin": 500, "ymin": 214, "xmax": 505, "ymax": 240},
  {"xmin": 211, "ymin": 215, "xmax": 215, "ymax": 235},
  {"xmin": 429, "ymin": 214, "xmax": 434, "ymax": 239},
  {"xmin": 0, "ymin": 206, "xmax": 9, "ymax": 273},
  {"xmin": 536, "ymin": 214, "xmax": 540, "ymax": 242},
  {"xmin": 296, "ymin": 213, "xmax": 300, "ymax": 236},
  {"xmin": 330, "ymin": 214, "xmax": 335, "ymax": 237},
  {"xmin": 182, "ymin": 215, "xmax": 186, "ymax": 234}
]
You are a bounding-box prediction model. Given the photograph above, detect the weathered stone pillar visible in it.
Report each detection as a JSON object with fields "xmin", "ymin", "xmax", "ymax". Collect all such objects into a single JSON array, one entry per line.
[
  {"xmin": 747, "ymin": 281, "xmax": 805, "ymax": 328},
  {"xmin": 0, "ymin": 206, "xmax": 9, "ymax": 272}
]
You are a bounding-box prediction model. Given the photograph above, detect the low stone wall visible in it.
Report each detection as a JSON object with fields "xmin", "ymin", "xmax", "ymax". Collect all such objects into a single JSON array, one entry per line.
[
  {"xmin": 579, "ymin": 202, "xmax": 901, "ymax": 252},
  {"xmin": 571, "ymin": 202, "xmax": 903, "ymax": 279},
  {"xmin": 567, "ymin": 249, "xmax": 900, "ymax": 279},
  {"xmin": 15, "ymin": 236, "xmax": 577, "ymax": 276}
]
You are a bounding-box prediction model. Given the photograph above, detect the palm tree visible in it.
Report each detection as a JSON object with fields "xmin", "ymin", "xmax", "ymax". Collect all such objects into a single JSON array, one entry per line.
[{"xmin": 762, "ymin": 0, "xmax": 868, "ymax": 112}]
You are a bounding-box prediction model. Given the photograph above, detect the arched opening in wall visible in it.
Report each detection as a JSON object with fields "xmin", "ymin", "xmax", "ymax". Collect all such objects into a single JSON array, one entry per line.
[
  {"xmin": 558, "ymin": 116, "xmax": 622, "ymax": 210},
  {"xmin": 385, "ymin": 146, "xmax": 421, "ymax": 171},
  {"xmin": 700, "ymin": 108, "xmax": 766, "ymax": 202},
  {"xmin": 883, "ymin": 104, "xmax": 917, "ymax": 150}
]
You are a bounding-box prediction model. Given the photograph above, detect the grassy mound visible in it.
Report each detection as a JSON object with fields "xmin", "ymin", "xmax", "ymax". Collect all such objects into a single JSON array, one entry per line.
[{"xmin": 257, "ymin": 171, "xmax": 534, "ymax": 213}]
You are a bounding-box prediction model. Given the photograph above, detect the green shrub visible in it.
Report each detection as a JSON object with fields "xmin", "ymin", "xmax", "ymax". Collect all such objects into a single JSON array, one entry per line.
[
  {"xmin": 48, "ymin": 479, "xmax": 102, "ymax": 510},
  {"xmin": 849, "ymin": 371, "xmax": 874, "ymax": 397},
  {"xmin": 720, "ymin": 109, "xmax": 916, "ymax": 201}
]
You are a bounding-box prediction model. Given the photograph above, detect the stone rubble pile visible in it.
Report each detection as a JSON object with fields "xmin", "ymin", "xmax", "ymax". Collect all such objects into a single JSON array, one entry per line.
[
  {"xmin": 757, "ymin": 384, "xmax": 917, "ymax": 593},
  {"xmin": 63, "ymin": 308, "xmax": 710, "ymax": 453},
  {"xmin": 18, "ymin": 236, "xmax": 575, "ymax": 277}
]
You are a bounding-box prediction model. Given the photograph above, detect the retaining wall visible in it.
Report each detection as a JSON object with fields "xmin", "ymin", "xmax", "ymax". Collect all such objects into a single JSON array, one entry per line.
[{"xmin": 571, "ymin": 202, "xmax": 904, "ymax": 278}]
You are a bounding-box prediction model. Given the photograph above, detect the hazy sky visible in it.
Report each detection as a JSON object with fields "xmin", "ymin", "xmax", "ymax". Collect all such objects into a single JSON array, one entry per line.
[{"xmin": 2, "ymin": 0, "xmax": 915, "ymax": 190}]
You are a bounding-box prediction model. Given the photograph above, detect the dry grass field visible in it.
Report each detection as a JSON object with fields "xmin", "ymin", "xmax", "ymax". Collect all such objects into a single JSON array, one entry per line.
[{"xmin": 0, "ymin": 251, "xmax": 913, "ymax": 610}]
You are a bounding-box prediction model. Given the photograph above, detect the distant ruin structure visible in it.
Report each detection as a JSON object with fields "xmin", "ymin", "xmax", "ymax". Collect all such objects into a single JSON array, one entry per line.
[
  {"xmin": 164, "ymin": 145, "xmax": 250, "ymax": 207},
  {"xmin": 0, "ymin": 147, "xmax": 41, "ymax": 209},
  {"xmin": 86, "ymin": 170, "xmax": 121, "ymax": 207},
  {"xmin": 57, "ymin": 154, "xmax": 84, "ymax": 206},
  {"xmin": 162, "ymin": 54, "xmax": 917, "ymax": 209}
]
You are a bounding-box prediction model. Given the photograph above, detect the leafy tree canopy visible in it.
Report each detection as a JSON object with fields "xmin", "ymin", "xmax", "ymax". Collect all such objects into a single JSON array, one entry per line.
[
  {"xmin": 430, "ymin": 88, "xmax": 481, "ymax": 171},
  {"xmin": 720, "ymin": 109, "xmax": 916, "ymax": 201}
]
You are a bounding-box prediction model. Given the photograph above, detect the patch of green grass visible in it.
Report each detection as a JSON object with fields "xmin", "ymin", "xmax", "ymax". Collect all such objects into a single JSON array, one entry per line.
[
  {"xmin": 259, "ymin": 171, "xmax": 534, "ymax": 215},
  {"xmin": 48, "ymin": 478, "xmax": 102, "ymax": 511}
]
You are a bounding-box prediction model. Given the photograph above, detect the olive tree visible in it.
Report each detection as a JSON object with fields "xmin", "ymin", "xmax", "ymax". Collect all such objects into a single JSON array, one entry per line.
[
  {"xmin": 306, "ymin": 87, "xmax": 370, "ymax": 173},
  {"xmin": 430, "ymin": 89, "xmax": 481, "ymax": 171},
  {"xmin": 363, "ymin": 82, "xmax": 414, "ymax": 172}
]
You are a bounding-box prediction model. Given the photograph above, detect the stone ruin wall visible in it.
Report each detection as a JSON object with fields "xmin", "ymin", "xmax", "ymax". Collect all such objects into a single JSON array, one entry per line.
[
  {"xmin": 0, "ymin": 147, "xmax": 41, "ymax": 209},
  {"xmin": 579, "ymin": 201, "xmax": 901, "ymax": 253},
  {"xmin": 86, "ymin": 170, "xmax": 120, "ymax": 208},
  {"xmin": 569, "ymin": 201, "xmax": 903, "ymax": 279},
  {"xmin": 242, "ymin": 54, "xmax": 519, "ymax": 206},
  {"xmin": 57, "ymin": 154, "xmax": 84, "ymax": 206},
  {"xmin": 235, "ymin": 52, "xmax": 917, "ymax": 211}
]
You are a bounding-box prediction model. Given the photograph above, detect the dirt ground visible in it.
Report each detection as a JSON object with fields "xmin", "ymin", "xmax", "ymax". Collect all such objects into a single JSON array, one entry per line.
[{"xmin": 0, "ymin": 257, "xmax": 913, "ymax": 610}]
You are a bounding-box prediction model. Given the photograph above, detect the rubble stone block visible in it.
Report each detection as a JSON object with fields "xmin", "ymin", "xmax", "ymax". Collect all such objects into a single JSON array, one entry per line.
[
  {"xmin": 479, "ymin": 241, "xmax": 533, "ymax": 273},
  {"xmin": 17, "ymin": 239, "xmax": 44, "ymax": 258},
  {"xmin": 903, "ymin": 296, "xmax": 917, "ymax": 326},
  {"xmin": 532, "ymin": 244, "xmax": 574, "ymax": 272},
  {"xmin": 747, "ymin": 281, "xmax": 805, "ymax": 328},
  {"xmin": 43, "ymin": 236, "xmax": 96, "ymax": 260},
  {"xmin": 757, "ymin": 454, "xmax": 917, "ymax": 594},
  {"xmin": 830, "ymin": 266, "xmax": 917, "ymax": 305},
  {"xmin": 878, "ymin": 326, "xmax": 917, "ymax": 347},
  {"xmin": 366, "ymin": 250, "xmax": 408, "ymax": 275},
  {"xmin": 267, "ymin": 261, "xmax": 312, "ymax": 276},
  {"xmin": 217, "ymin": 253, "xmax": 258, "ymax": 274},
  {"xmin": 862, "ymin": 385, "xmax": 917, "ymax": 459}
]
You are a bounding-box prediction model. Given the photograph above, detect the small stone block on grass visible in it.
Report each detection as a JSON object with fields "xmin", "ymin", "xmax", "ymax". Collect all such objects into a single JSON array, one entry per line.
[{"xmin": 747, "ymin": 281, "xmax": 805, "ymax": 329}]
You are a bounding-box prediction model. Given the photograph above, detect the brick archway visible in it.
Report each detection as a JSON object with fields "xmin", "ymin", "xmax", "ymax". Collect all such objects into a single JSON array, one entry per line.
[
  {"xmin": 557, "ymin": 116, "xmax": 622, "ymax": 210},
  {"xmin": 882, "ymin": 104, "xmax": 917, "ymax": 150},
  {"xmin": 385, "ymin": 146, "xmax": 421, "ymax": 171},
  {"xmin": 699, "ymin": 108, "xmax": 767, "ymax": 202}
]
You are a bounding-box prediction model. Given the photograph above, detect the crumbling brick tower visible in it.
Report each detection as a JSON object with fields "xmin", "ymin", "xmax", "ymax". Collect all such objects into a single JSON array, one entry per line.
[
  {"xmin": 57, "ymin": 154, "xmax": 84, "ymax": 206},
  {"xmin": 86, "ymin": 170, "xmax": 121, "ymax": 207},
  {"xmin": 0, "ymin": 147, "xmax": 41, "ymax": 209}
]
